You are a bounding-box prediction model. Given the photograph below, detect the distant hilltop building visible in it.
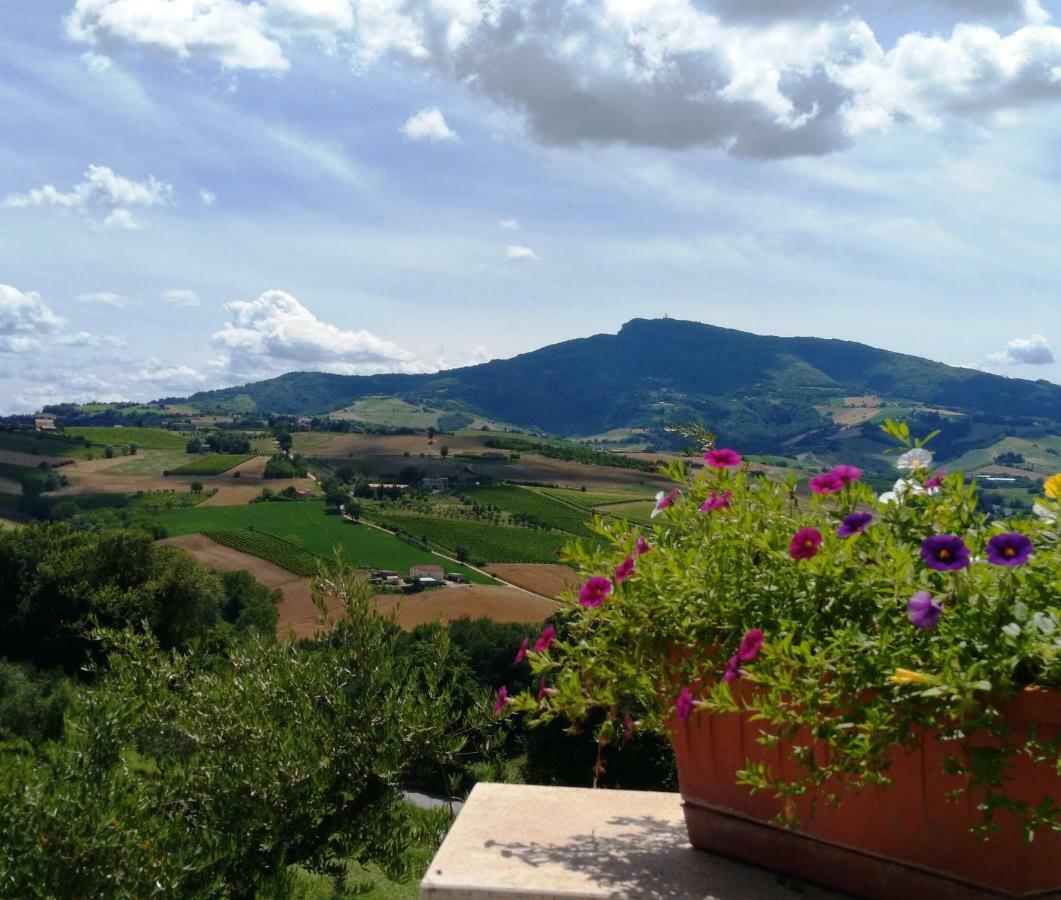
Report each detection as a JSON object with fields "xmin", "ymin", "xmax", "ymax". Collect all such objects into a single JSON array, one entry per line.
[{"xmin": 34, "ymin": 417, "xmax": 56, "ymax": 431}]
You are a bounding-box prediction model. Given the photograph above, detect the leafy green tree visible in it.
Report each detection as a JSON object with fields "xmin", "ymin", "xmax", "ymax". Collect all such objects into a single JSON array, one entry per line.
[
  {"xmin": 103, "ymin": 445, "xmax": 114, "ymax": 459},
  {"xmin": 0, "ymin": 661, "xmax": 68, "ymax": 745},
  {"xmin": 190, "ymin": 480, "xmax": 204, "ymax": 493},
  {"xmin": 186, "ymin": 436, "xmax": 202, "ymax": 454},
  {"xmin": 219, "ymin": 570, "xmax": 279, "ymax": 637}
]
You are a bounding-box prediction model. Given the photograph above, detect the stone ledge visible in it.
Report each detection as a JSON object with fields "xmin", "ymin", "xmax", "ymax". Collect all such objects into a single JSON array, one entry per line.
[{"xmin": 419, "ymin": 783, "xmax": 848, "ymax": 899}]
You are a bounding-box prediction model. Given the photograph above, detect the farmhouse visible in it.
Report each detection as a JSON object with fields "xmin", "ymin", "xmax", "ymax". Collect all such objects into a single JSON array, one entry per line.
[
  {"xmin": 410, "ymin": 564, "xmax": 444, "ymax": 580},
  {"xmin": 294, "ymin": 488, "xmax": 312, "ymax": 500},
  {"xmin": 446, "ymin": 572, "xmax": 469, "ymax": 584},
  {"xmin": 422, "ymin": 476, "xmax": 449, "ymax": 492},
  {"xmin": 34, "ymin": 417, "xmax": 56, "ymax": 431}
]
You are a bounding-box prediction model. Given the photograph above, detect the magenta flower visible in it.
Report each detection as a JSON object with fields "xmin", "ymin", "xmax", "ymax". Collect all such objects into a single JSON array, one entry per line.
[
  {"xmin": 700, "ymin": 490, "xmax": 732, "ymax": 513},
  {"xmin": 908, "ymin": 590, "xmax": 943, "ymax": 629},
  {"xmin": 830, "ymin": 464, "xmax": 862, "ymax": 486},
  {"xmin": 651, "ymin": 489, "xmax": 680, "ymax": 518},
  {"xmin": 723, "ymin": 653, "xmax": 743, "ymax": 683},
  {"xmin": 536, "ymin": 678, "xmax": 547, "ymax": 704},
  {"xmin": 579, "ymin": 576, "xmax": 614, "ymax": 608},
  {"xmin": 924, "ymin": 471, "xmax": 947, "ymax": 491},
  {"xmin": 623, "ymin": 712, "xmax": 634, "ymax": 736},
  {"xmin": 738, "ymin": 628, "xmax": 764, "ymax": 662},
  {"xmin": 837, "ymin": 511, "xmax": 873, "ymax": 538},
  {"xmin": 534, "ymin": 626, "xmax": 556, "ymax": 653},
  {"xmin": 493, "ymin": 685, "xmax": 508, "ymax": 715},
  {"xmin": 514, "ymin": 637, "xmax": 529, "ymax": 664},
  {"xmin": 704, "ymin": 448, "xmax": 742, "ymax": 469},
  {"xmin": 635, "ymin": 535, "xmax": 652, "ymax": 555},
  {"xmin": 675, "ymin": 686, "xmax": 696, "ymax": 721},
  {"xmin": 809, "ymin": 472, "xmax": 844, "ymax": 495},
  {"xmin": 986, "ymin": 532, "xmax": 1033, "ymax": 567},
  {"xmin": 789, "ymin": 527, "xmax": 822, "ymax": 560},
  {"xmin": 615, "ymin": 555, "xmax": 636, "ymax": 583},
  {"xmin": 921, "ymin": 534, "xmax": 970, "ymax": 571}
]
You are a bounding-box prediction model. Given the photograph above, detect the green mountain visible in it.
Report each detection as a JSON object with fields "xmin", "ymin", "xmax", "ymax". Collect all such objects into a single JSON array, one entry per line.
[{"xmin": 186, "ymin": 318, "xmax": 1061, "ymax": 453}]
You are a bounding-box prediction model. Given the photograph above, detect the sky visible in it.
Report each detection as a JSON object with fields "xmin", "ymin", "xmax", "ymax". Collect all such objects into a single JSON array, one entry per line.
[{"xmin": 1, "ymin": 0, "xmax": 1061, "ymax": 414}]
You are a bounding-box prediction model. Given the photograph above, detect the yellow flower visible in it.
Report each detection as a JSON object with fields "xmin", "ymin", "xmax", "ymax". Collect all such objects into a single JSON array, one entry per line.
[
  {"xmin": 889, "ymin": 668, "xmax": 939, "ymax": 686},
  {"xmin": 1045, "ymin": 474, "xmax": 1061, "ymax": 500}
]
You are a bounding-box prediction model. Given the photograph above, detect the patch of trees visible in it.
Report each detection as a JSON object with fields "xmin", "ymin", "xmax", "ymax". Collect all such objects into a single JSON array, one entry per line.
[
  {"xmin": 187, "ymin": 432, "xmax": 252, "ymax": 454},
  {"xmin": 483, "ymin": 437, "xmax": 658, "ymax": 472},
  {"xmin": 994, "ymin": 451, "xmax": 1026, "ymax": 466},
  {"xmin": 263, "ymin": 453, "xmax": 307, "ymax": 479}
]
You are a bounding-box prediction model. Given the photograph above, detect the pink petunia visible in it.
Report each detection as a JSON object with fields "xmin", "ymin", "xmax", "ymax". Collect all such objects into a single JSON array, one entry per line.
[
  {"xmin": 579, "ymin": 576, "xmax": 614, "ymax": 608},
  {"xmin": 723, "ymin": 653, "xmax": 743, "ymax": 683},
  {"xmin": 829, "ymin": 464, "xmax": 862, "ymax": 486},
  {"xmin": 789, "ymin": 527, "xmax": 822, "ymax": 560},
  {"xmin": 700, "ymin": 490, "xmax": 732, "ymax": 513},
  {"xmin": 615, "ymin": 555, "xmax": 636, "ymax": 583},
  {"xmin": 675, "ymin": 686, "xmax": 696, "ymax": 721},
  {"xmin": 651, "ymin": 489, "xmax": 681, "ymax": 518},
  {"xmin": 514, "ymin": 637, "xmax": 529, "ymax": 664},
  {"xmin": 737, "ymin": 628, "xmax": 764, "ymax": 662},
  {"xmin": 534, "ymin": 626, "xmax": 556, "ymax": 653},
  {"xmin": 493, "ymin": 685, "xmax": 509, "ymax": 715},
  {"xmin": 924, "ymin": 471, "xmax": 947, "ymax": 492},
  {"xmin": 704, "ymin": 448, "xmax": 742, "ymax": 469},
  {"xmin": 635, "ymin": 535, "xmax": 652, "ymax": 556},
  {"xmin": 536, "ymin": 678, "xmax": 548, "ymax": 704},
  {"xmin": 809, "ymin": 472, "xmax": 844, "ymax": 495},
  {"xmin": 624, "ymin": 713, "xmax": 634, "ymax": 736}
]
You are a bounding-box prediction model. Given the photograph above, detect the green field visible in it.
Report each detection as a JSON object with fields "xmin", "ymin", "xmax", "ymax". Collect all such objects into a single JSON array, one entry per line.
[
  {"xmin": 169, "ymin": 454, "xmax": 254, "ymax": 476},
  {"xmin": 594, "ymin": 498, "xmax": 655, "ymax": 524},
  {"xmin": 154, "ymin": 501, "xmax": 491, "ymax": 582},
  {"xmin": 534, "ymin": 486, "xmax": 652, "ymax": 508},
  {"xmin": 65, "ymin": 426, "xmax": 189, "ymax": 450},
  {"xmin": 108, "ymin": 450, "xmax": 192, "ymax": 475},
  {"xmin": 462, "ymin": 485, "xmax": 593, "ymax": 535},
  {"xmin": 135, "ymin": 490, "xmax": 215, "ymax": 510},
  {"xmin": 948, "ymin": 434, "xmax": 1061, "ymax": 476},
  {"xmin": 375, "ymin": 511, "xmax": 575, "ymax": 564},
  {"xmin": 0, "ymin": 431, "xmax": 94, "ymax": 459},
  {"xmin": 205, "ymin": 530, "xmax": 321, "ymax": 576},
  {"xmin": 0, "ymin": 462, "xmax": 53, "ymax": 491}
]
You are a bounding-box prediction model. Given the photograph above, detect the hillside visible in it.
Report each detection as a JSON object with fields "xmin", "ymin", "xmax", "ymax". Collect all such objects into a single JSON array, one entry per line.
[{"xmin": 185, "ymin": 318, "xmax": 1061, "ymax": 451}]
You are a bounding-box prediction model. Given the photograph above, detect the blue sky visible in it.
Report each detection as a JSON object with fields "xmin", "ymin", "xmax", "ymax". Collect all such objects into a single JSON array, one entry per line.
[{"xmin": 1, "ymin": 0, "xmax": 1060, "ymax": 413}]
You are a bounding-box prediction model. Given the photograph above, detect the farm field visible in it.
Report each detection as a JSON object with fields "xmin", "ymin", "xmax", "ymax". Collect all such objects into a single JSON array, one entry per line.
[
  {"xmin": 373, "ymin": 511, "xmax": 575, "ymax": 564},
  {"xmin": 65, "ymin": 426, "xmax": 189, "ymax": 450},
  {"xmin": 949, "ymin": 435, "xmax": 1061, "ymax": 476},
  {"xmin": 462, "ymin": 485, "xmax": 593, "ymax": 536},
  {"xmin": 534, "ymin": 486, "xmax": 653, "ymax": 508},
  {"xmin": 0, "ymin": 431, "xmax": 94, "ymax": 459},
  {"xmin": 0, "ymin": 478, "xmax": 21, "ymax": 494},
  {"xmin": 154, "ymin": 501, "xmax": 490, "ymax": 581},
  {"xmin": 484, "ymin": 563, "xmax": 579, "ymax": 599},
  {"xmin": 0, "ymin": 462, "xmax": 51, "ymax": 491},
  {"xmin": 497, "ymin": 453, "xmax": 672, "ymax": 492},
  {"xmin": 205, "ymin": 529, "xmax": 321, "ymax": 577},
  {"xmin": 169, "ymin": 454, "xmax": 255, "ymax": 476},
  {"xmin": 296, "ymin": 432, "xmax": 484, "ymax": 457},
  {"xmin": 375, "ymin": 585, "xmax": 557, "ymax": 628},
  {"xmin": 0, "ymin": 448, "xmax": 70, "ymax": 467},
  {"xmin": 108, "ymin": 450, "xmax": 191, "ymax": 475}
]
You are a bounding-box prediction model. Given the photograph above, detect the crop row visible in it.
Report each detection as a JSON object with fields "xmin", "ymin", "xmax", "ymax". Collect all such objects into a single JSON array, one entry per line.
[
  {"xmin": 204, "ymin": 529, "xmax": 323, "ymax": 577},
  {"xmin": 168, "ymin": 454, "xmax": 254, "ymax": 476},
  {"xmin": 460, "ymin": 485, "xmax": 593, "ymax": 536},
  {"xmin": 65, "ymin": 426, "xmax": 189, "ymax": 450}
]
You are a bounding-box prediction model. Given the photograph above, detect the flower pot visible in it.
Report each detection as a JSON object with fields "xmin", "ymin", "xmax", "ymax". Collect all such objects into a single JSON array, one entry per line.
[{"xmin": 670, "ymin": 687, "xmax": 1061, "ymax": 899}]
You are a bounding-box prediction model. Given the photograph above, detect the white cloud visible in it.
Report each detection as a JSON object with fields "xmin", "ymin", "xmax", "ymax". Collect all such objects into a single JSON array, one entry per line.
[
  {"xmin": 163, "ymin": 288, "xmax": 201, "ymax": 307},
  {"xmin": 401, "ymin": 107, "xmax": 458, "ymax": 142},
  {"xmin": 0, "ymin": 284, "xmax": 65, "ymax": 347},
  {"xmin": 132, "ymin": 356, "xmax": 207, "ymax": 386},
  {"xmin": 59, "ymin": 0, "xmax": 1061, "ymax": 158},
  {"xmin": 199, "ymin": 188, "xmax": 217, "ymax": 205},
  {"xmin": 499, "ymin": 218, "xmax": 519, "ymax": 230},
  {"xmin": 506, "ymin": 245, "xmax": 540, "ymax": 262},
  {"xmin": 80, "ymin": 51, "xmax": 112, "ymax": 71},
  {"xmin": 64, "ymin": 0, "xmax": 288, "ymax": 72},
  {"xmin": 986, "ymin": 334, "xmax": 1055, "ymax": 365},
  {"xmin": 77, "ymin": 291, "xmax": 128, "ymax": 308},
  {"xmin": 211, "ymin": 289, "xmax": 430, "ymax": 380},
  {"xmin": 2, "ymin": 164, "xmax": 173, "ymax": 230}
]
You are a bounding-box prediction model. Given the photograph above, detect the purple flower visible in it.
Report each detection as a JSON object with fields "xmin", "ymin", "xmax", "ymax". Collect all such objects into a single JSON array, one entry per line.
[
  {"xmin": 789, "ymin": 527, "xmax": 822, "ymax": 560},
  {"xmin": 651, "ymin": 489, "xmax": 680, "ymax": 518},
  {"xmin": 635, "ymin": 535, "xmax": 652, "ymax": 556},
  {"xmin": 514, "ymin": 637, "xmax": 529, "ymax": 664},
  {"xmin": 809, "ymin": 472, "xmax": 844, "ymax": 495},
  {"xmin": 534, "ymin": 626, "xmax": 556, "ymax": 653},
  {"xmin": 615, "ymin": 555, "xmax": 636, "ymax": 583},
  {"xmin": 536, "ymin": 678, "xmax": 548, "ymax": 704},
  {"xmin": 704, "ymin": 448, "xmax": 742, "ymax": 469},
  {"xmin": 837, "ymin": 511, "xmax": 874, "ymax": 538},
  {"xmin": 921, "ymin": 534, "xmax": 970, "ymax": 571},
  {"xmin": 723, "ymin": 653, "xmax": 743, "ymax": 683},
  {"xmin": 700, "ymin": 490, "xmax": 732, "ymax": 512},
  {"xmin": 986, "ymin": 532, "xmax": 1034, "ymax": 567},
  {"xmin": 675, "ymin": 686, "xmax": 696, "ymax": 721},
  {"xmin": 924, "ymin": 471, "xmax": 947, "ymax": 491},
  {"xmin": 493, "ymin": 685, "xmax": 508, "ymax": 715},
  {"xmin": 579, "ymin": 576, "xmax": 613, "ymax": 608},
  {"xmin": 908, "ymin": 591, "xmax": 943, "ymax": 629},
  {"xmin": 738, "ymin": 628, "xmax": 764, "ymax": 661},
  {"xmin": 830, "ymin": 465, "xmax": 862, "ymax": 486}
]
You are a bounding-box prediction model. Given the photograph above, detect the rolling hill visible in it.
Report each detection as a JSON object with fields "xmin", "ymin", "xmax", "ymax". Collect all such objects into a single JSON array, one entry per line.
[{"xmin": 185, "ymin": 318, "xmax": 1061, "ymax": 454}]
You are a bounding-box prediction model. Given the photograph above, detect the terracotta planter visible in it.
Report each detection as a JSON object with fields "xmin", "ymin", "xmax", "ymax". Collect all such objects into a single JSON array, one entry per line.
[{"xmin": 670, "ymin": 687, "xmax": 1061, "ymax": 899}]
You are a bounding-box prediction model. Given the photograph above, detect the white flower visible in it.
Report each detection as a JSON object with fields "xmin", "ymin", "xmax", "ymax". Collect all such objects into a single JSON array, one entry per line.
[
  {"xmin": 897, "ymin": 448, "xmax": 933, "ymax": 471},
  {"xmin": 1034, "ymin": 502, "xmax": 1057, "ymax": 523},
  {"xmin": 879, "ymin": 478, "xmax": 925, "ymax": 505},
  {"xmin": 878, "ymin": 491, "xmax": 898, "ymax": 505}
]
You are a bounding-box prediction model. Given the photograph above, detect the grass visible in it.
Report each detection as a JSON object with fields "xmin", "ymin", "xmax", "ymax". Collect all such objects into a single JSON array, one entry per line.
[
  {"xmin": 205, "ymin": 529, "xmax": 322, "ymax": 576},
  {"xmin": 64, "ymin": 426, "xmax": 189, "ymax": 450},
  {"xmin": 593, "ymin": 499, "xmax": 655, "ymax": 525},
  {"xmin": 108, "ymin": 450, "xmax": 193, "ymax": 475},
  {"xmin": 134, "ymin": 490, "xmax": 214, "ymax": 510},
  {"xmin": 168, "ymin": 454, "xmax": 254, "ymax": 476},
  {"xmin": 373, "ymin": 511, "xmax": 574, "ymax": 564},
  {"xmin": 461, "ymin": 485, "xmax": 593, "ymax": 535},
  {"xmin": 0, "ymin": 431, "xmax": 94, "ymax": 459},
  {"xmin": 154, "ymin": 501, "xmax": 491, "ymax": 581},
  {"xmin": 0, "ymin": 462, "xmax": 52, "ymax": 491},
  {"xmin": 534, "ymin": 486, "xmax": 653, "ymax": 508},
  {"xmin": 332, "ymin": 396, "xmax": 446, "ymax": 429}
]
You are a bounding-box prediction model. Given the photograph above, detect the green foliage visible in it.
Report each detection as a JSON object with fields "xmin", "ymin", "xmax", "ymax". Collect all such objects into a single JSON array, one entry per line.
[
  {"xmin": 168, "ymin": 454, "xmax": 253, "ymax": 475},
  {"xmin": 0, "ymin": 569, "xmax": 462, "ymax": 898},
  {"xmin": 219, "ymin": 570, "xmax": 280, "ymax": 637},
  {"xmin": 133, "ymin": 490, "xmax": 216, "ymax": 510},
  {"xmin": 462, "ymin": 485, "xmax": 594, "ymax": 536},
  {"xmin": 264, "ymin": 453, "xmax": 307, "ymax": 479},
  {"xmin": 206, "ymin": 529, "xmax": 322, "ymax": 577},
  {"xmin": 483, "ymin": 437, "xmax": 657, "ymax": 472},
  {"xmin": 204, "ymin": 432, "xmax": 252, "ymax": 454},
  {"xmin": 0, "ymin": 523, "xmax": 224, "ymax": 670},
  {"xmin": 0, "ymin": 661, "xmax": 69, "ymax": 744},
  {"xmin": 515, "ymin": 430, "xmax": 1061, "ymax": 836},
  {"xmin": 65, "ymin": 426, "xmax": 188, "ymax": 450}
]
